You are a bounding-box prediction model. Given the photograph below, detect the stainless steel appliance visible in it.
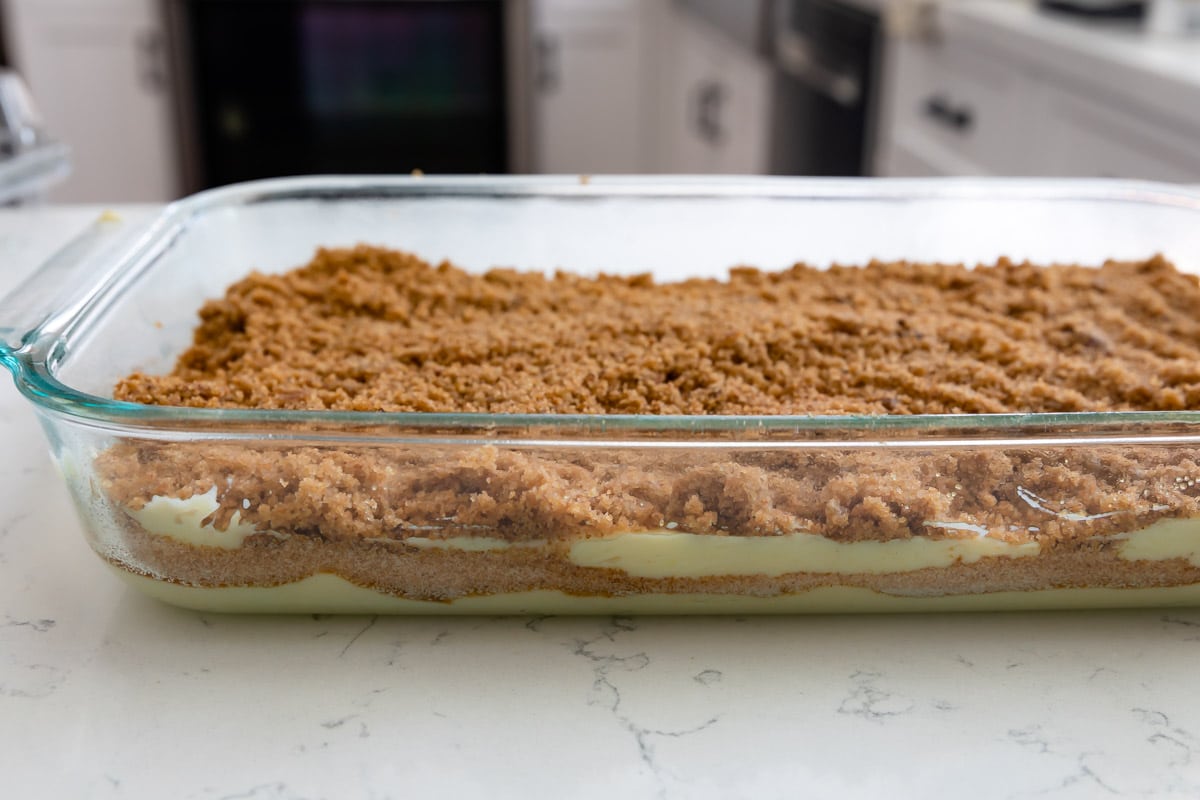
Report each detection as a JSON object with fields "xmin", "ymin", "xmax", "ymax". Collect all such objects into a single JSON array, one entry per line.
[
  {"xmin": 0, "ymin": 69, "xmax": 67, "ymax": 204},
  {"xmin": 767, "ymin": 0, "xmax": 882, "ymax": 176},
  {"xmin": 677, "ymin": 0, "xmax": 883, "ymax": 176}
]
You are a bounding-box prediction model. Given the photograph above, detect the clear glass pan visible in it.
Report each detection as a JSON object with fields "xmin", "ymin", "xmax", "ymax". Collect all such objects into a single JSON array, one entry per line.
[{"xmin": 5, "ymin": 175, "xmax": 1200, "ymax": 614}]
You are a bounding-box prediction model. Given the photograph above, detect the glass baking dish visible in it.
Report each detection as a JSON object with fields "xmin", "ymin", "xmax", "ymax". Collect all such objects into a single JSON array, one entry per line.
[{"xmin": 6, "ymin": 175, "xmax": 1200, "ymax": 614}]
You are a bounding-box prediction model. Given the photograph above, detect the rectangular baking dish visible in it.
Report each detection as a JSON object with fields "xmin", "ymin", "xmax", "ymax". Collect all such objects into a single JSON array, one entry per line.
[{"xmin": 6, "ymin": 175, "xmax": 1200, "ymax": 614}]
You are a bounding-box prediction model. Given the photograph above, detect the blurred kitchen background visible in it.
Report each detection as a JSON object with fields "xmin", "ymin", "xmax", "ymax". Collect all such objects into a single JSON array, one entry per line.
[{"xmin": 1, "ymin": 0, "xmax": 1199, "ymax": 202}]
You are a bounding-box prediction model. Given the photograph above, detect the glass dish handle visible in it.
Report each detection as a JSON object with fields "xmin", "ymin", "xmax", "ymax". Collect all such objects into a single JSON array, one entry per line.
[{"xmin": 0, "ymin": 212, "xmax": 127, "ymax": 354}]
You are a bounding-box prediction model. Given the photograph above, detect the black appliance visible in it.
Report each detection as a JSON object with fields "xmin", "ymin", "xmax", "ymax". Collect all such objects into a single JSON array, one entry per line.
[
  {"xmin": 768, "ymin": 0, "xmax": 882, "ymax": 176},
  {"xmin": 166, "ymin": 0, "xmax": 526, "ymax": 191}
]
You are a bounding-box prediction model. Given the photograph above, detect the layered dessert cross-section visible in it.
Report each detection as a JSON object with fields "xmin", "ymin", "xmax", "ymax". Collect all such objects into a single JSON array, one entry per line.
[{"xmin": 93, "ymin": 246, "xmax": 1200, "ymax": 612}]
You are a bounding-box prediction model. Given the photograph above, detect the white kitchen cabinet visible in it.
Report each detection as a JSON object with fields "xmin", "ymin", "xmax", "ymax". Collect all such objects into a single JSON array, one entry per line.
[
  {"xmin": 877, "ymin": 2, "xmax": 1200, "ymax": 182},
  {"xmin": 653, "ymin": 8, "xmax": 770, "ymax": 174},
  {"xmin": 529, "ymin": 0, "xmax": 649, "ymax": 173},
  {"xmin": 883, "ymin": 36, "xmax": 1028, "ymax": 177},
  {"xmin": 4, "ymin": 0, "xmax": 178, "ymax": 202},
  {"xmin": 529, "ymin": 0, "xmax": 771, "ymax": 175},
  {"xmin": 1038, "ymin": 89, "xmax": 1200, "ymax": 181}
]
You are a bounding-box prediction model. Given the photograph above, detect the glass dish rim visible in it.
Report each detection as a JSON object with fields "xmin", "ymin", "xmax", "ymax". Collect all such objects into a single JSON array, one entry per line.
[{"xmin": 6, "ymin": 173, "xmax": 1200, "ymax": 442}]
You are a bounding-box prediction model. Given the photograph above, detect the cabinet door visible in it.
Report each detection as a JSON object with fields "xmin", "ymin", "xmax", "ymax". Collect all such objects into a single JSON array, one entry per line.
[
  {"xmin": 706, "ymin": 30, "xmax": 770, "ymax": 174},
  {"xmin": 878, "ymin": 27, "xmax": 1200, "ymax": 181},
  {"xmin": 1039, "ymin": 90, "xmax": 1200, "ymax": 182},
  {"xmin": 5, "ymin": 0, "xmax": 178, "ymax": 201},
  {"xmin": 882, "ymin": 37, "xmax": 1030, "ymax": 177},
  {"xmin": 656, "ymin": 12, "xmax": 770, "ymax": 174},
  {"xmin": 530, "ymin": 0, "xmax": 644, "ymax": 173}
]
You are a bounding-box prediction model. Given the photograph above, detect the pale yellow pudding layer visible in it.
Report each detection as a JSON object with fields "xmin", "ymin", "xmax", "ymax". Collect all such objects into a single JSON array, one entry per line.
[
  {"xmin": 1114, "ymin": 518, "xmax": 1200, "ymax": 566},
  {"xmin": 568, "ymin": 529, "xmax": 1040, "ymax": 577},
  {"xmin": 111, "ymin": 570, "xmax": 1200, "ymax": 614},
  {"xmin": 130, "ymin": 488, "xmax": 258, "ymax": 549},
  {"xmin": 132, "ymin": 492, "xmax": 1200, "ymax": 576}
]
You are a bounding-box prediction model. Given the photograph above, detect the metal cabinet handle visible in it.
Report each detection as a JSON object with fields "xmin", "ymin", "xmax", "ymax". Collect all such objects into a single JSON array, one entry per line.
[
  {"xmin": 693, "ymin": 80, "xmax": 726, "ymax": 145},
  {"xmin": 135, "ymin": 28, "xmax": 168, "ymax": 93},
  {"xmin": 535, "ymin": 34, "xmax": 559, "ymax": 93},
  {"xmin": 923, "ymin": 95, "xmax": 973, "ymax": 132},
  {"xmin": 774, "ymin": 30, "xmax": 861, "ymax": 108}
]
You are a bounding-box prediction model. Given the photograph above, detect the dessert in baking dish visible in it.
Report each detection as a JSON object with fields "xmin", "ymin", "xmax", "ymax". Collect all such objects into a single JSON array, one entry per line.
[{"xmin": 94, "ymin": 246, "xmax": 1200, "ymax": 612}]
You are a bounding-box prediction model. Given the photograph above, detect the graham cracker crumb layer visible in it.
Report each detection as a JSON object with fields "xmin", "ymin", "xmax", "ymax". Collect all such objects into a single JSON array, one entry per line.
[
  {"xmin": 95, "ymin": 443, "xmax": 1200, "ymax": 544},
  {"xmin": 106, "ymin": 518, "xmax": 1200, "ymax": 600}
]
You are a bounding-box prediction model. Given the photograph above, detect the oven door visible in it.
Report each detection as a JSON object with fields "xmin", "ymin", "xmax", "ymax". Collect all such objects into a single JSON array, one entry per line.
[
  {"xmin": 768, "ymin": 0, "xmax": 881, "ymax": 176},
  {"xmin": 167, "ymin": 0, "xmax": 528, "ymax": 190}
]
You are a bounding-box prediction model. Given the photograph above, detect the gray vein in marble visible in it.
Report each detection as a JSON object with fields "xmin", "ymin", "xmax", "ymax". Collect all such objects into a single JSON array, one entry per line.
[
  {"xmin": 215, "ymin": 783, "xmax": 318, "ymax": 800},
  {"xmin": 1149, "ymin": 733, "xmax": 1193, "ymax": 768},
  {"xmin": 836, "ymin": 670, "xmax": 915, "ymax": 722},
  {"xmin": 574, "ymin": 624, "xmax": 650, "ymax": 712},
  {"xmin": 572, "ymin": 617, "xmax": 722, "ymax": 796},
  {"xmin": 1005, "ymin": 716, "xmax": 1200, "ymax": 799},
  {"xmin": 1133, "ymin": 707, "xmax": 1196, "ymax": 769},
  {"xmin": 523, "ymin": 615, "xmax": 550, "ymax": 632},
  {"xmin": 1136, "ymin": 709, "xmax": 1170, "ymax": 726},
  {"xmin": 0, "ymin": 663, "xmax": 66, "ymax": 698},
  {"xmin": 0, "ymin": 511, "xmax": 28, "ymax": 537},
  {"xmin": 1008, "ymin": 726, "xmax": 1052, "ymax": 755},
  {"xmin": 338, "ymin": 616, "xmax": 378, "ymax": 658},
  {"xmin": 382, "ymin": 638, "xmax": 404, "ymax": 667},
  {"xmin": 1035, "ymin": 753, "xmax": 1119, "ymax": 797},
  {"xmin": 354, "ymin": 687, "xmax": 390, "ymax": 709},
  {"xmin": 1161, "ymin": 615, "xmax": 1200, "ymax": 642},
  {"xmin": 1007, "ymin": 728, "xmax": 1121, "ymax": 797},
  {"xmin": 319, "ymin": 714, "xmax": 358, "ymax": 730},
  {"xmin": 2, "ymin": 615, "xmax": 55, "ymax": 633},
  {"xmin": 0, "ymin": 511, "xmax": 29, "ymax": 563}
]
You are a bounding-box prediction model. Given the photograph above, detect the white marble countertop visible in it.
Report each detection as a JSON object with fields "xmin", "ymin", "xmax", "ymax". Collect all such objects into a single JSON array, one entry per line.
[{"xmin": 4, "ymin": 206, "xmax": 1200, "ymax": 799}]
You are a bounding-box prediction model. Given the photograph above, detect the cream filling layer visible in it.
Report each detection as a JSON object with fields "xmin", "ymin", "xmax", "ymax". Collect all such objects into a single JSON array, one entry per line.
[
  {"xmin": 128, "ymin": 494, "xmax": 1200, "ymax": 576},
  {"xmin": 112, "ymin": 570, "xmax": 1200, "ymax": 614},
  {"xmin": 1113, "ymin": 518, "xmax": 1200, "ymax": 566},
  {"xmin": 130, "ymin": 488, "xmax": 258, "ymax": 549},
  {"xmin": 568, "ymin": 530, "xmax": 1040, "ymax": 577}
]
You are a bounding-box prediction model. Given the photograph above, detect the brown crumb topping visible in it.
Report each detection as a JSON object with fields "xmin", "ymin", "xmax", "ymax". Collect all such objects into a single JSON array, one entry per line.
[{"xmin": 113, "ymin": 247, "xmax": 1200, "ymax": 415}]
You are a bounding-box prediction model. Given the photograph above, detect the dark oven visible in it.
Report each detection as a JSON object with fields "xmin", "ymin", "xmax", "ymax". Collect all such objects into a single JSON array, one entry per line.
[
  {"xmin": 165, "ymin": 0, "xmax": 531, "ymax": 191},
  {"xmin": 768, "ymin": 0, "xmax": 883, "ymax": 176}
]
